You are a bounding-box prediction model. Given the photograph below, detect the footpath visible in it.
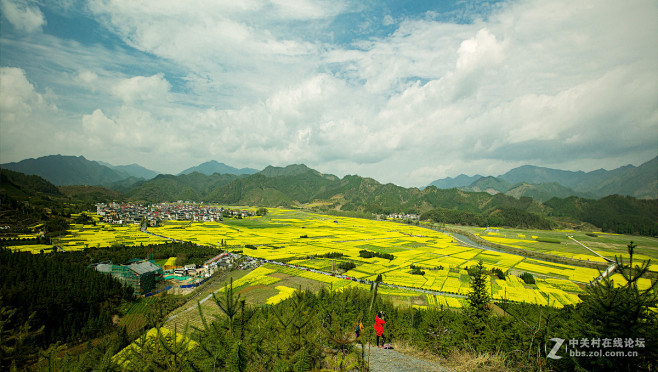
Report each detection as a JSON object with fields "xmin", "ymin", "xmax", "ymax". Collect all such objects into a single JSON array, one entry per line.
[{"xmin": 361, "ymin": 344, "xmax": 454, "ymax": 372}]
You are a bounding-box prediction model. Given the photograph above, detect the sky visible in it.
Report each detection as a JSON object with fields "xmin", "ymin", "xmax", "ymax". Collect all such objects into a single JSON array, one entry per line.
[{"xmin": 0, "ymin": 0, "xmax": 656, "ymax": 187}]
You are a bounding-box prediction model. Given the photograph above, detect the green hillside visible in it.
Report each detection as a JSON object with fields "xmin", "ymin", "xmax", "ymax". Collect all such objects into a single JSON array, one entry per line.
[
  {"xmin": 546, "ymin": 195, "xmax": 658, "ymax": 236},
  {"xmin": 124, "ymin": 172, "xmax": 244, "ymax": 202},
  {"xmin": 1, "ymin": 155, "xmax": 127, "ymax": 186}
]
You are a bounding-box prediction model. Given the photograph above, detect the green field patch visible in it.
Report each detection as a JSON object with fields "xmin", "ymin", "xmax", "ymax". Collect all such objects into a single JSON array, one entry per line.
[
  {"xmin": 119, "ymin": 298, "xmax": 156, "ymax": 336},
  {"xmin": 356, "ymin": 244, "xmax": 405, "ymax": 254},
  {"xmin": 223, "ymin": 219, "xmax": 287, "ymax": 229},
  {"xmin": 399, "ymin": 242, "xmax": 426, "ymax": 248}
]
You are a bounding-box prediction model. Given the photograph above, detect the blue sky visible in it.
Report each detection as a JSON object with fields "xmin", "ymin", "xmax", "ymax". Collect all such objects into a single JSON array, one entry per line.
[{"xmin": 1, "ymin": 0, "xmax": 656, "ymax": 186}]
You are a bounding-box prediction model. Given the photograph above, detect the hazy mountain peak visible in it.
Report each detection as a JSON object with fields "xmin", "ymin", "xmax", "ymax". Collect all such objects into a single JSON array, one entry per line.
[
  {"xmin": 178, "ymin": 161, "xmax": 258, "ymax": 176},
  {"xmin": 259, "ymin": 164, "xmax": 314, "ymax": 177},
  {"xmin": 426, "ymin": 156, "xmax": 657, "ymax": 200},
  {"xmin": 427, "ymin": 174, "xmax": 483, "ymax": 189},
  {"xmin": 1, "ymin": 154, "xmax": 125, "ymax": 186}
]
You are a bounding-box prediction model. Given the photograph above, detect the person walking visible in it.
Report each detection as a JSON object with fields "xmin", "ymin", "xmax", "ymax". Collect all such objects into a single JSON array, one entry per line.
[
  {"xmin": 355, "ymin": 321, "xmax": 364, "ymax": 338},
  {"xmin": 373, "ymin": 311, "xmax": 386, "ymax": 347}
]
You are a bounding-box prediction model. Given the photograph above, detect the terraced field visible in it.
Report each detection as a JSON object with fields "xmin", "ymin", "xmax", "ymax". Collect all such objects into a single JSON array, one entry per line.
[
  {"xmin": 146, "ymin": 208, "xmax": 658, "ymax": 309},
  {"xmin": 56, "ymin": 224, "xmax": 170, "ymax": 250},
  {"xmin": 11, "ymin": 207, "xmax": 654, "ymax": 310},
  {"xmin": 454, "ymin": 225, "xmax": 658, "ymax": 264}
]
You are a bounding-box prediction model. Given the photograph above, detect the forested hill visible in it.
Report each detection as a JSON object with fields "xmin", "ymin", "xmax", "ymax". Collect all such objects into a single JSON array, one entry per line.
[
  {"xmin": 545, "ymin": 195, "xmax": 658, "ymax": 236},
  {"xmin": 2, "ymin": 165, "xmax": 657, "ymax": 235},
  {"xmin": 1, "ymin": 155, "xmax": 129, "ymax": 186},
  {"xmin": 122, "ymin": 165, "xmax": 547, "ymax": 216},
  {"xmin": 123, "ymin": 172, "xmax": 245, "ymax": 202},
  {"xmin": 115, "ymin": 165, "xmax": 657, "ymax": 235}
]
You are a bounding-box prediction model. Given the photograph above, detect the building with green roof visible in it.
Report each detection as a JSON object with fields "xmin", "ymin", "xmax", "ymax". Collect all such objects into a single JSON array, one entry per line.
[{"xmin": 95, "ymin": 260, "xmax": 164, "ymax": 295}]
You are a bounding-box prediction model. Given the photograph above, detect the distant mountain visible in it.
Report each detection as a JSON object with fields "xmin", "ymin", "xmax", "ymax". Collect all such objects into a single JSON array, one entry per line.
[
  {"xmin": 499, "ymin": 157, "xmax": 657, "ymax": 199},
  {"xmin": 258, "ymin": 164, "xmax": 338, "ymax": 180},
  {"xmin": 592, "ymin": 157, "xmax": 657, "ymax": 199},
  {"xmin": 459, "ymin": 176, "xmax": 595, "ymax": 202},
  {"xmin": 505, "ymin": 182, "xmax": 595, "ymax": 202},
  {"xmin": 178, "ymin": 161, "xmax": 258, "ymax": 176},
  {"xmin": 427, "ymin": 174, "xmax": 483, "ymax": 189},
  {"xmin": 1, "ymin": 155, "xmax": 127, "ymax": 186},
  {"xmin": 98, "ymin": 162, "xmax": 159, "ymax": 180},
  {"xmin": 500, "ymin": 165, "xmax": 589, "ymax": 187},
  {"xmin": 427, "ymin": 157, "xmax": 657, "ymax": 200},
  {"xmin": 462, "ymin": 176, "xmax": 512, "ymax": 194}
]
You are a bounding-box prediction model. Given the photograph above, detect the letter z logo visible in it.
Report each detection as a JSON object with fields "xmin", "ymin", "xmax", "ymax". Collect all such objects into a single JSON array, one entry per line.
[{"xmin": 546, "ymin": 338, "xmax": 565, "ymax": 360}]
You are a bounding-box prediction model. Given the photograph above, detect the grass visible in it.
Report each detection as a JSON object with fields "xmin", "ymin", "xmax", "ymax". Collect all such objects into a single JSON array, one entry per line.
[
  {"xmin": 120, "ymin": 297, "xmax": 156, "ymax": 336},
  {"xmin": 444, "ymin": 348, "xmax": 510, "ymax": 372}
]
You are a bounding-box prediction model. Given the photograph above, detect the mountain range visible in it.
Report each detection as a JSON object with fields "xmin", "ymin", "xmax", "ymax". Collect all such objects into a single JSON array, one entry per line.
[
  {"xmin": 2, "ymin": 155, "xmax": 657, "ymax": 202},
  {"xmin": 427, "ymin": 157, "xmax": 657, "ymax": 200},
  {"xmin": 97, "ymin": 161, "xmax": 160, "ymax": 180},
  {"xmin": 2, "ymin": 162, "xmax": 656, "ymax": 236},
  {"xmin": 1, "ymin": 155, "xmax": 260, "ymax": 187}
]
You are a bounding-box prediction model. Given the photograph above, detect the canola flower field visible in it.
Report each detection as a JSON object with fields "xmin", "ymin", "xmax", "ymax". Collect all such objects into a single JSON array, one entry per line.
[
  {"xmin": 455, "ymin": 225, "xmax": 658, "ymax": 264},
  {"xmin": 146, "ymin": 208, "xmax": 658, "ymax": 309},
  {"xmin": 56, "ymin": 224, "xmax": 170, "ymax": 250},
  {"xmin": 8, "ymin": 207, "xmax": 656, "ymax": 310}
]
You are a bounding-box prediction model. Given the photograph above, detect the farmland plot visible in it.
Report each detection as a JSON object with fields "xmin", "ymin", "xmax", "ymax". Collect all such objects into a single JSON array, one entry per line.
[{"xmin": 99, "ymin": 208, "xmax": 655, "ymax": 309}]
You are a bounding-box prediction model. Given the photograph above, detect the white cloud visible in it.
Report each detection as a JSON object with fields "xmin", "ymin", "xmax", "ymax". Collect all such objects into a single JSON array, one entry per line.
[
  {"xmin": 88, "ymin": 0, "xmax": 323, "ymax": 106},
  {"xmin": 270, "ymin": 0, "xmax": 348, "ymax": 19},
  {"xmin": 0, "ymin": 0, "xmax": 45, "ymax": 33},
  {"xmin": 76, "ymin": 70, "xmax": 98, "ymax": 84},
  {"xmin": 455, "ymin": 28, "xmax": 504, "ymax": 72},
  {"xmin": 0, "ymin": 66, "xmax": 44, "ymax": 114},
  {"xmin": 111, "ymin": 73, "xmax": 171, "ymax": 103},
  {"xmin": 1, "ymin": 0, "xmax": 656, "ymax": 186},
  {"xmin": 0, "ymin": 67, "xmax": 66, "ymax": 163}
]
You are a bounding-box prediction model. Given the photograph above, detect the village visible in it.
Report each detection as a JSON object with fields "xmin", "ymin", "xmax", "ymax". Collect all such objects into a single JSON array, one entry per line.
[
  {"xmin": 95, "ymin": 202, "xmax": 256, "ymax": 226},
  {"xmin": 92, "ymin": 251, "xmax": 266, "ymax": 296}
]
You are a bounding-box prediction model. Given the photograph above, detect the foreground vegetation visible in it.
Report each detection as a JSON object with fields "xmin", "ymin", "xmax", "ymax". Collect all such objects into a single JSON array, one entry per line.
[
  {"xmin": 2, "ymin": 241, "xmax": 655, "ymax": 371},
  {"xmin": 0, "ymin": 242, "xmax": 223, "ymax": 370}
]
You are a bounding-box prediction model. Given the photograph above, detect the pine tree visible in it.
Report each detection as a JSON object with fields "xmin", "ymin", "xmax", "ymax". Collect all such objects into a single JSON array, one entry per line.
[
  {"xmin": 467, "ymin": 261, "xmax": 491, "ymax": 321},
  {"xmin": 573, "ymin": 241, "xmax": 658, "ymax": 371},
  {"xmin": 465, "ymin": 260, "xmax": 491, "ymax": 340},
  {"xmin": 0, "ymin": 305, "xmax": 44, "ymax": 370}
]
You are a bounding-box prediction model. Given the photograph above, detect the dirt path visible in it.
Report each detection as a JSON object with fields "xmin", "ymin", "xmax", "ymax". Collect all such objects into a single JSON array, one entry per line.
[{"xmin": 361, "ymin": 344, "xmax": 453, "ymax": 372}]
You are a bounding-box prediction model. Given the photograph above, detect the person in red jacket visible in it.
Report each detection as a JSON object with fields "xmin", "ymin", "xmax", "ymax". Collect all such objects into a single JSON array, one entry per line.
[{"xmin": 373, "ymin": 311, "xmax": 386, "ymax": 347}]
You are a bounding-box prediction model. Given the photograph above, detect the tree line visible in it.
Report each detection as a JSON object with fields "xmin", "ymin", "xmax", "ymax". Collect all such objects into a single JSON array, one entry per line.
[{"xmin": 420, "ymin": 207, "xmax": 554, "ymax": 230}]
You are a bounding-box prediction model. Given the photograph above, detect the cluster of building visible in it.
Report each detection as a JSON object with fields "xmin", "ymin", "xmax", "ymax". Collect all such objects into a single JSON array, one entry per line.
[
  {"xmin": 95, "ymin": 202, "xmax": 256, "ymax": 226},
  {"xmin": 91, "ymin": 251, "xmax": 264, "ymax": 296},
  {"xmin": 206, "ymin": 252, "xmax": 264, "ymax": 271},
  {"xmin": 94, "ymin": 259, "xmax": 164, "ymax": 295},
  {"xmin": 378, "ymin": 212, "xmax": 420, "ymax": 221}
]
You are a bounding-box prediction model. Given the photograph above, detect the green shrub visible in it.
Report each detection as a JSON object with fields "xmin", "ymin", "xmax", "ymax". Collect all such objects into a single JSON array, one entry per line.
[
  {"xmin": 519, "ymin": 272, "xmax": 535, "ymax": 284},
  {"xmin": 491, "ymin": 267, "xmax": 506, "ymax": 280},
  {"xmin": 338, "ymin": 261, "xmax": 356, "ymax": 271},
  {"xmin": 535, "ymin": 237, "xmax": 561, "ymax": 244}
]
